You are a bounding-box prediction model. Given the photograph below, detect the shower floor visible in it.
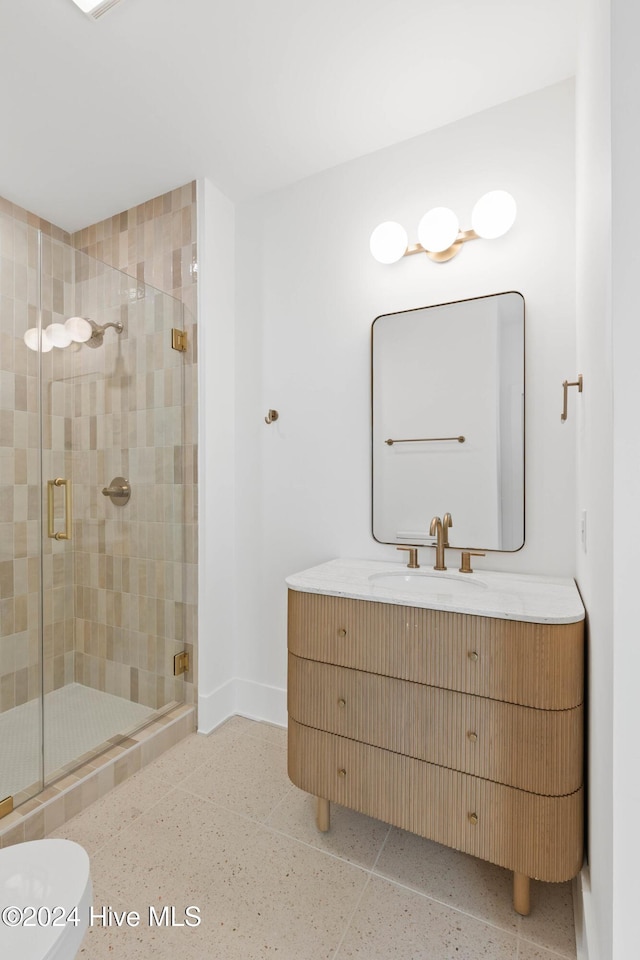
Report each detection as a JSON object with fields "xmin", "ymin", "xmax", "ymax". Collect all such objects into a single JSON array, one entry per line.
[{"xmin": 0, "ymin": 683, "xmax": 154, "ymax": 801}]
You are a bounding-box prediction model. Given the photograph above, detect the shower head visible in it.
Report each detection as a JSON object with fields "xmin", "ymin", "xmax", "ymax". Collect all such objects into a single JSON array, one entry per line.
[{"xmin": 85, "ymin": 319, "xmax": 125, "ymax": 348}]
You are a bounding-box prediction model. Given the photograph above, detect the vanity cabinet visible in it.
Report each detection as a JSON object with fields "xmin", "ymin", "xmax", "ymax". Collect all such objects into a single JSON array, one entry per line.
[{"xmin": 287, "ymin": 588, "xmax": 584, "ymax": 915}]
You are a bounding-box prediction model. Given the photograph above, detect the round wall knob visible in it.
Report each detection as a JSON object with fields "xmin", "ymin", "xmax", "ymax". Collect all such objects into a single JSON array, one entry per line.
[
  {"xmin": 467, "ymin": 731, "xmax": 478, "ymax": 742},
  {"xmin": 337, "ymin": 628, "xmax": 347, "ymax": 638},
  {"xmin": 468, "ymin": 812, "xmax": 479, "ymax": 825},
  {"xmin": 338, "ymin": 698, "xmax": 346, "ymax": 707},
  {"xmin": 338, "ymin": 768, "xmax": 347, "ymax": 778},
  {"xmin": 101, "ymin": 476, "xmax": 131, "ymax": 506},
  {"xmin": 468, "ymin": 651, "xmax": 479, "ymax": 662}
]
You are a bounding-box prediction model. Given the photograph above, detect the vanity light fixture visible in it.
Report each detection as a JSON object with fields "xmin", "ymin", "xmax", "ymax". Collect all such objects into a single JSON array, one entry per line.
[
  {"xmin": 69, "ymin": 0, "xmax": 123, "ymax": 20},
  {"xmin": 23, "ymin": 317, "xmax": 122, "ymax": 352},
  {"xmin": 370, "ymin": 190, "xmax": 517, "ymax": 265}
]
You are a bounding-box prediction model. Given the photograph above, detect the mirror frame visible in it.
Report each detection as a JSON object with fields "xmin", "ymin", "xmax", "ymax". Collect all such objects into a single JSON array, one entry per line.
[{"xmin": 371, "ymin": 290, "xmax": 525, "ymax": 553}]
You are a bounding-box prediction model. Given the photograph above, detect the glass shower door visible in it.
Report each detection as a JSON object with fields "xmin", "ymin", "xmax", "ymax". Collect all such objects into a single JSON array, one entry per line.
[
  {"xmin": 39, "ymin": 236, "xmax": 186, "ymax": 785},
  {"xmin": 0, "ymin": 212, "xmax": 44, "ymax": 810},
  {"xmin": 0, "ymin": 216, "xmax": 187, "ymax": 815}
]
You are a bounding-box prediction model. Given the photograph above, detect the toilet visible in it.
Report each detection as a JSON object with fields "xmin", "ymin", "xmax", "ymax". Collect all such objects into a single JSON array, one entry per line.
[{"xmin": 0, "ymin": 839, "xmax": 92, "ymax": 959}]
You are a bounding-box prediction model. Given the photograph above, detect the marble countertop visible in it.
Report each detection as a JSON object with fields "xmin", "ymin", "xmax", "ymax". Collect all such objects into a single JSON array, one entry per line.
[{"xmin": 286, "ymin": 558, "xmax": 585, "ymax": 624}]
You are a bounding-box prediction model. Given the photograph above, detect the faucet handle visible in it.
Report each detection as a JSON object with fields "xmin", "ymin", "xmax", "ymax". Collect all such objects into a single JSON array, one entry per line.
[
  {"xmin": 459, "ymin": 551, "xmax": 485, "ymax": 574},
  {"xmin": 397, "ymin": 546, "xmax": 420, "ymax": 569}
]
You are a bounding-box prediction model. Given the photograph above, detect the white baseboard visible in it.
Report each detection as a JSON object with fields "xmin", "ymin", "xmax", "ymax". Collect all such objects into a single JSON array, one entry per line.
[
  {"xmin": 235, "ymin": 678, "xmax": 287, "ymax": 727},
  {"xmin": 574, "ymin": 864, "xmax": 596, "ymax": 960},
  {"xmin": 197, "ymin": 678, "xmax": 237, "ymax": 733},
  {"xmin": 197, "ymin": 677, "xmax": 287, "ymax": 734}
]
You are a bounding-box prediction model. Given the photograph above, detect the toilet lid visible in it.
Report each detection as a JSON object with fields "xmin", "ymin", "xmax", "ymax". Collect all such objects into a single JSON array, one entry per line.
[{"xmin": 0, "ymin": 839, "xmax": 91, "ymax": 960}]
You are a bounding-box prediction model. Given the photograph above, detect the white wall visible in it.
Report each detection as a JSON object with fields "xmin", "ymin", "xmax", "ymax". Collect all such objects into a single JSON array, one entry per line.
[
  {"xmin": 233, "ymin": 81, "xmax": 577, "ymax": 708},
  {"xmin": 196, "ymin": 178, "xmax": 238, "ymax": 730},
  {"xmin": 610, "ymin": 2, "xmax": 640, "ymax": 955},
  {"xmin": 574, "ymin": 2, "xmax": 613, "ymax": 954},
  {"xmin": 572, "ymin": 3, "xmax": 640, "ymax": 957}
]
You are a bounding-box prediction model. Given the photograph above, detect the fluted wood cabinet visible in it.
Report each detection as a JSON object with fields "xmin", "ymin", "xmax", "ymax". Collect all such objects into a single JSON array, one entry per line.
[{"xmin": 287, "ymin": 589, "xmax": 584, "ymax": 915}]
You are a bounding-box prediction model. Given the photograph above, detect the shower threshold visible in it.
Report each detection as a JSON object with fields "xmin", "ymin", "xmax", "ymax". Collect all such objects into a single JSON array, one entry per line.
[{"xmin": 0, "ymin": 683, "xmax": 155, "ymax": 801}]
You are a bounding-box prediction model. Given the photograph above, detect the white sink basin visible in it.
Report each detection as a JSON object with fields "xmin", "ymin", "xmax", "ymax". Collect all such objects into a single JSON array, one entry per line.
[{"xmin": 368, "ymin": 570, "xmax": 487, "ymax": 594}]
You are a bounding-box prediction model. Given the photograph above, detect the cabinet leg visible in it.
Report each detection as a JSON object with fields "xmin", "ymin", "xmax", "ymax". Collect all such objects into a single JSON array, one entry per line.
[
  {"xmin": 513, "ymin": 872, "xmax": 531, "ymax": 916},
  {"xmin": 316, "ymin": 797, "xmax": 330, "ymax": 832}
]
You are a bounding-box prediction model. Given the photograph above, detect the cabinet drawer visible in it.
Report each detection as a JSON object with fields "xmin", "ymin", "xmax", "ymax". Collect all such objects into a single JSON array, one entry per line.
[
  {"xmin": 288, "ymin": 654, "xmax": 583, "ymax": 795},
  {"xmin": 288, "ymin": 718, "xmax": 583, "ymax": 883},
  {"xmin": 288, "ymin": 590, "xmax": 584, "ymax": 709}
]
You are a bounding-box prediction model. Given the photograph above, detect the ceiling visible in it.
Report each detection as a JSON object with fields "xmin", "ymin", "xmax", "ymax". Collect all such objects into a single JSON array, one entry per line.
[{"xmin": 0, "ymin": 0, "xmax": 577, "ymax": 232}]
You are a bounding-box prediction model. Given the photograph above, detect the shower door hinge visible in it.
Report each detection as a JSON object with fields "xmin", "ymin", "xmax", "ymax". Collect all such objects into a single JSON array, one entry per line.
[
  {"xmin": 0, "ymin": 795, "xmax": 14, "ymax": 820},
  {"xmin": 171, "ymin": 328, "xmax": 187, "ymax": 353},
  {"xmin": 174, "ymin": 651, "xmax": 189, "ymax": 676}
]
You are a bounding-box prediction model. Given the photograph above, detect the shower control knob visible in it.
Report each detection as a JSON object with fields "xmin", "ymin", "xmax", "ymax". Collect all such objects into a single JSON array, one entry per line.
[{"xmin": 101, "ymin": 477, "xmax": 131, "ymax": 506}]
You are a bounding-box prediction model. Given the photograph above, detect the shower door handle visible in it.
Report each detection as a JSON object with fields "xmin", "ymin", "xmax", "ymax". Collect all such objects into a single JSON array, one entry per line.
[{"xmin": 47, "ymin": 478, "xmax": 72, "ymax": 541}]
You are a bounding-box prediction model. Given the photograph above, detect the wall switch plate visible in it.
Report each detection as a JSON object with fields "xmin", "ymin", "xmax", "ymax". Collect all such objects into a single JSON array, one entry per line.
[{"xmin": 580, "ymin": 510, "xmax": 587, "ymax": 552}]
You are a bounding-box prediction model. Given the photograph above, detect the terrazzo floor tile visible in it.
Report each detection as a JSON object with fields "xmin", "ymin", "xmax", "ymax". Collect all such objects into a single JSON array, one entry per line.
[
  {"xmin": 177, "ymin": 729, "xmax": 292, "ymax": 821},
  {"xmin": 78, "ymin": 884, "xmax": 211, "ymax": 960},
  {"xmin": 334, "ymin": 875, "xmax": 520, "ymax": 959},
  {"xmin": 517, "ymin": 940, "xmax": 574, "ymax": 960},
  {"xmin": 145, "ymin": 722, "xmax": 245, "ymax": 785},
  {"xmin": 242, "ymin": 718, "xmax": 287, "ymax": 748},
  {"xmin": 267, "ymin": 786, "xmax": 391, "ymax": 869},
  {"xmin": 49, "ymin": 768, "xmax": 176, "ymax": 857},
  {"xmin": 87, "ymin": 789, "xmax": 369, "ymax": 959},
  {"xmin": 374, "ymin": 826, "xmax": 519, "ymax": 934},
  {"xmin": 40, "ymin": 716, "xmax": 576, "ymax": 960},
  {"xmin": 517, "ymin": 880, "xmax": 576, "ymax": 958}
]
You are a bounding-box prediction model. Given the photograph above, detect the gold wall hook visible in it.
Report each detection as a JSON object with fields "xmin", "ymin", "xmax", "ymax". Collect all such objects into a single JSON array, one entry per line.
[
  {"xmin": 561, "ymin": 375, "xmax": 583, "ymax": 422},
  {"xmin": 265, "ymin": 409, "xmax": 279, "ymax": 424}
]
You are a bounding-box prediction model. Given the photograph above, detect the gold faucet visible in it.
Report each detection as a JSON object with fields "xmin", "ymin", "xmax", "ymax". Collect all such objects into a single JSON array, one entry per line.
[
  {"xmin": 459, "ymin": 550, "xmax": 485, "ymax": 574},
  {"xmin": 443, "ymin": 512, "xmax": 453, "ymax": 547},
  {"xmin": 429, "ymin": 516, "xmax": 447, "ymax": 571},
  {"xmin": 397, "ymin": 546, "xmax": 420, "ymax": 568}
]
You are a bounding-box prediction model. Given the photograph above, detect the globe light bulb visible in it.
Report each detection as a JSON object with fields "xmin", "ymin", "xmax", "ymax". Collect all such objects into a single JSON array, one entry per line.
[
  {"xmin": 23, "ymin": 328, "xmax": 39, "ymax": 351},
  {"xmin": 417, "ymin": 207, "xmax": 460, "ymax": 253},
  {"xmin": 369, "ymin": 222, "xmax": 408, "ymax": 264},
  {"xmin": 65, "ymin": 316, "xmax": 92, "ymax": 343},
  {"xmin": 40, "ymin": 330, "xmax": 53, "ymax": 353},
  {"xmin": 471, "ymin": 190, "xmax": 517, "ymax": 239},
  {"xmin": 46, "ymin": 323, "xmax": 72, "ymax": 348}
]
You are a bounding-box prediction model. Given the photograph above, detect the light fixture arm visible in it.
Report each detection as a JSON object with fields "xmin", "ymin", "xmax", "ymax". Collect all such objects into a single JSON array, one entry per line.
[{"xmin": 403, "ymin": 228, "xmax": 479, "ymax": 263}]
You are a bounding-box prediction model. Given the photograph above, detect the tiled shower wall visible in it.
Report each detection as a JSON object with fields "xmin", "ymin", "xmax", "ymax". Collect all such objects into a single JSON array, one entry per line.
[
  {"xmin": 65, "ymin": 257, "xmax": 187, "ymax": 709},
  {"xmin": 0, "ymin": 199, "xmax": 73, "ymax": 714},
  {"xmin": 71, "ymin": 183, "xmax": 197, "ymax": 706},
  {"xmin": 0, "ymin": 183, "xmax": 198, "ymax": 715}
]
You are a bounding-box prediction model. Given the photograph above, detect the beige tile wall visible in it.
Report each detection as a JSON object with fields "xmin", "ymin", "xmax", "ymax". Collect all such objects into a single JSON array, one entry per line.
[
  {"xmin": 65, "ymin": 251, "xmax": 186, "ymax": 708},
  {"xmin": 0, "ymin": 202, "xmax": 75, "ymax": 715},
  {"xmin": 71, "ymin": 183, "xmax": 197, "ymax": 707},
  {"xmin": 0, "ymin": 182, "xmax": 198, "ymax": 720}
]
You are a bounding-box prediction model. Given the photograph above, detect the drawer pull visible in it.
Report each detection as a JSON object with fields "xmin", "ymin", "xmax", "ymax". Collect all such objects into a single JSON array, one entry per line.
[
  {"xmin": 468, "ymin": 812, "xmax": 479, "ymax": 825},
  {"xmin": 468, "ymin": 650, "xmax": 479, "ymax": 662},
  {"xmin": 337, "ymin": 628, "xmax": 347, "ymax": 638},
  {"xmin": 338, "ymin": 698, "xmax": 346, "ymax": 707},
  {"xmin": 338, "ymin": 768, "xmax": 347, "ymax": 778},
  {"xmin": 467, "ymin": 731, "xmax": 478, "ymax": 743}
]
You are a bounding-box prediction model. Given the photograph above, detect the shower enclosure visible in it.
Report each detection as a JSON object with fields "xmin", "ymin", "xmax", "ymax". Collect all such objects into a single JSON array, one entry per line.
[{"xmin": 0, "ymin": 212, "xmax": 188, "ymax": 812}]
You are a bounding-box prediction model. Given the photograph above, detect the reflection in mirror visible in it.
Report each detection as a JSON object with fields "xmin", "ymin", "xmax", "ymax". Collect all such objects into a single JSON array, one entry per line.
[{"xmin": 372, "ymin": 292, "xmax": 524, "ymax": 552}]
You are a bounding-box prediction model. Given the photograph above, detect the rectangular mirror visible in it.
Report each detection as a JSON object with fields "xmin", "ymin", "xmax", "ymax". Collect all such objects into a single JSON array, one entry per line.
[{"xmin": 372, "ymin": 291, "xmax": 524, "ymax": 552}]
